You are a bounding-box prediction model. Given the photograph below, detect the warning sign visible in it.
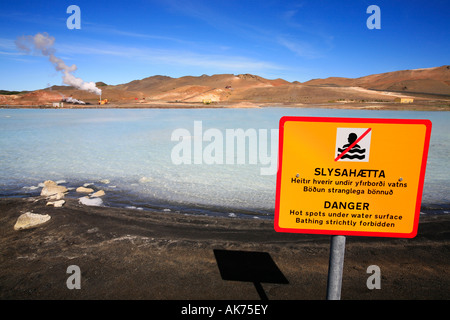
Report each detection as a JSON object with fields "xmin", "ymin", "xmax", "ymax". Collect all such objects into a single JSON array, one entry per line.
[{"xmin": 274, "ymin": 117, "xmax": 432, "ymax": 238}]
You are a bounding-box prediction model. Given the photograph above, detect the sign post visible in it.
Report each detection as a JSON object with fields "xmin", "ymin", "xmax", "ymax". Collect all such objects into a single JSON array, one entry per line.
[
  {"xmin": 274, "ymin": 116, "xmax": 432, "ymax": 299},
  {"xmin": 326, "ymin": 235, "xmax": 346, "ymax": 300}
]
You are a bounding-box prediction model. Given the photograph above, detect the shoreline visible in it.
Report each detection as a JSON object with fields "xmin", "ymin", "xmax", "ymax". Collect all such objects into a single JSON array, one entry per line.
[
  {"xmin": 1, "ymin": 197, "xmax": 449, "ymax": 300},
  {"xmin": 1, "ymin": 100, "xmax": 450, "ymax": 111},
  {"xmin": 6, "ymin": 180, "xmax": 450, "ymax": 217}
]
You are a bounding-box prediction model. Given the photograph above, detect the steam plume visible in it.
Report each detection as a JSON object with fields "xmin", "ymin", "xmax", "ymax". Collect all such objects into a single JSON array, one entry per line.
[{"xmin": 16, "ymin": 32, "xmax": 101, "ymax": 96}]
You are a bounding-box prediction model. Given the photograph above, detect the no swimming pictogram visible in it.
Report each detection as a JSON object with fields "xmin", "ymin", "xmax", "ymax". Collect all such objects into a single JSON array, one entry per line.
[{"xmin": 335, "ymin": 128, "xmax": 372, "ymax": 162}]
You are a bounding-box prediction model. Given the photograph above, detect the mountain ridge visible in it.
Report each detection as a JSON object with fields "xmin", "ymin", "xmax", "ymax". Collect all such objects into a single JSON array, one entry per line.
[{"xmin": 1, "ymin": 66, "xmax": 449, "ymax": 106}]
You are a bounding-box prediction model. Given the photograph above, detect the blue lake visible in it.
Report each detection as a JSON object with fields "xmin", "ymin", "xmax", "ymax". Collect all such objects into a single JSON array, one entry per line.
[{"xmin": 0, "ymin": 107, "xmax": 448, "ymax": 217}]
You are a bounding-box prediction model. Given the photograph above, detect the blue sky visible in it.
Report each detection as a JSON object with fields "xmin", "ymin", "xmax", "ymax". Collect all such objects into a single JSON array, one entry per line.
[{"xmin": 1, "ymin": 0, "xmax": 449, "ymax": 91}]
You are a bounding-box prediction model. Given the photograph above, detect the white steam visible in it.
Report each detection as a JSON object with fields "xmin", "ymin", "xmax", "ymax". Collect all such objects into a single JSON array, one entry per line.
[
  {"xmin": 62, "ymin": 96, "xmax": 86, "ymax": 105},
  {"xmin": 16, "ymin": 32, "xmax": 102, "ymax": 96}
]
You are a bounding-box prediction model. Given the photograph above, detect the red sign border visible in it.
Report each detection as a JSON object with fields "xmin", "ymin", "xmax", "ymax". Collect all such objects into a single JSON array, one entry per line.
[{"xmin": 274, "ymin": 116, "xmax": 432, "ymax": 238}]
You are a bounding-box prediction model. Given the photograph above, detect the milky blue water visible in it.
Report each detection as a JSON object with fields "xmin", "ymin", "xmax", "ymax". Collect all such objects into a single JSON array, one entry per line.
[{"xmin": 0, "ymin": 107, "xmax": 448, "ymax": 217}]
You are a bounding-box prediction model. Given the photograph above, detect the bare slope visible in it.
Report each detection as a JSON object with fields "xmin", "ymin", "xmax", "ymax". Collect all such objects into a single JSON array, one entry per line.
[
  {"xmin": 304, "ymin": 65, "xmax": 450, "ymax": 96},
  {"xmin": 2, "ymin": 66, "xmax": 449, "ymax": 106}
]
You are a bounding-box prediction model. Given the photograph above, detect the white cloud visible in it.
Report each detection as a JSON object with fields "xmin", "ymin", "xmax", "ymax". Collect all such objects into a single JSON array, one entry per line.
[
  {"xmin": 277, "ymin": 36, "xmax": 322, "ymax": 59},
  {"xmin": 83, "ymin": 22, "xmax": 194, "ymax": 45},
  {"xmin": 57, "ymin": 42, "xmax": 285, "ymax": 73},
  {"xmin": 0, "ymin": 38, "xmax": 18, "ymax": 51}
]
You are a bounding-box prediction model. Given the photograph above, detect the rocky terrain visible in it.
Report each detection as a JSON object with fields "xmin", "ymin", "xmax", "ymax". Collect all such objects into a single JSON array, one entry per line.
[
  {"xmin": 1, "ymin": 195, "xmax": 449, "ymax": 300},
  {"xmin": 1, "ymin": 66, "xmax": 449, "ymax": 108}
]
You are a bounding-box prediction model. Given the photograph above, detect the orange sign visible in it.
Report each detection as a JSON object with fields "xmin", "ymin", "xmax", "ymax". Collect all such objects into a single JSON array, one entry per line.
[{"xmin": 274, "ymin": 117, "xmax": 432, "ymax": 238}]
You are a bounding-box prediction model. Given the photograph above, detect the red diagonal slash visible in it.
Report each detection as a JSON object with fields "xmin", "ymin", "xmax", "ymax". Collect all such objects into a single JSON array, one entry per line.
[{"xmin": 335, "ymin": 128, "xmax": 372, "ymax": 161}]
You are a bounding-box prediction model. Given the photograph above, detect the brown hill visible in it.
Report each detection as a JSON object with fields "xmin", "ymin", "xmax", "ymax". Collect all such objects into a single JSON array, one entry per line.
[
  {"xmin": 108, "ymin": 73, "xmax": 292, "ymax": 103},
  {"xmin": 1, "ymin": 66, "xmax": 449, "ymax": 106},
  {"xmin": 114, "ymin": 73, "xmax": 285, "ymax": 95},
  {"xmin": 304, "ymin": 65, "xmax": 450, "ymax": 96},
  {"xmin": 0, "ymin": 90, "xmax": 63, "ymax": 105},
  {"xmin": 113, "ymin": 72, "xmax": 417, "ymax": 104},
  {"xmin": 111, "ymin": 67, "xmax": 450, "ymax": 103}
]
